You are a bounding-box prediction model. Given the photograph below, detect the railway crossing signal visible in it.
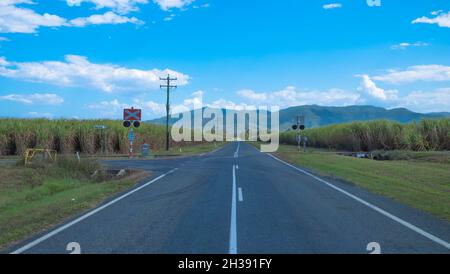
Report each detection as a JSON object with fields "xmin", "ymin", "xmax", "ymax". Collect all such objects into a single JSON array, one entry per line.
[
  {"xmin": 123, "ymin": 108, "xmax": 142, "ymax": 128},
  {"xmin": 123, "ymin": 107, "xmax": 142, "ymax": 158},
  {"xmin": 292, "ymin": 115, "xmax": 307, "ymax": 152}
]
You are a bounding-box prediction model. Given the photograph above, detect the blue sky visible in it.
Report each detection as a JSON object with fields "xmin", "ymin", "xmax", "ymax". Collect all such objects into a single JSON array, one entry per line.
[{"xmin": 0, "ymin": 0, "xmax": 450, "ymax": 120}]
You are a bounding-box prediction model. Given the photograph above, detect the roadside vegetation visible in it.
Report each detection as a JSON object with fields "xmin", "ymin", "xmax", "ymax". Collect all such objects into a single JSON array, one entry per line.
[
  {"xmin": 0, "ymin": 118, "xmax": 206, "ymax": 156},
  {"xmin": 270, "ymin": 144, "xmax": 450, "ymax": 222},
  {"xmin": 0, "ymin": 157, "xmax": 148, "ymax": 250},
  {"xmin": 281, "ymin": 118, "xmax": 450, "ymax": 152}
]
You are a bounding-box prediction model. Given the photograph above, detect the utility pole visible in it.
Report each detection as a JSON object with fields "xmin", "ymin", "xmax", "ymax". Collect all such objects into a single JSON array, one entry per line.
[{"xmin": 160, "ymin": 74, "xmax": 177, "ymax": 151}]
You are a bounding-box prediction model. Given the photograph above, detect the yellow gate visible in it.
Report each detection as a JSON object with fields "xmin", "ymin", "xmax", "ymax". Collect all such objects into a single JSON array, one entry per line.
[{"xmin": 24, "ymin": 149, "xmax": 57, "ymax": 165}]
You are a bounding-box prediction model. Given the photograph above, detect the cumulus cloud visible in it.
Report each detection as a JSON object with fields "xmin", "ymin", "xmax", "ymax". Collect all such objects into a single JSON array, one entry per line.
[
  {"xmin": 0, "ymin": 0, "xmax": 67, "ymax": 33},
  {"xmin": 357, "ymin": 69, "xmax": 450, "ymax": 112},
  {"xmin": 356, "ymin": 74, "xmax": 398, "ymax": 101},
  {"xmin": 237, "ymin": 86, "xmax": 361, "ymax": 107},
  {"xmin": 0, "ymin": 93, "xmax": 64, "ymax": 105},
  {"xmin": 67, "ymin": 0, "xmax": 196, "ymax": 12},
  {"xmin": 0, "ymin": 55, "xmax": 190, "ymax": 92},
  {"xmin": 372, "ymin": 65, "xmax": 450, "ymax": 84},
  {"xmin": 412, "ymin": 10, "xmax": 450, "ymax": 28},
  {"xmin": 323, "ymin": 3, "xmax": 342, "ymax": 10},
  {"xmin": 390, "ymin": 42, "xmax": 429, "ymax": 50},
  {"xmin": 0, "ymin": 1, "xmax": 143, "ymax": 33},
  {"xmin": 66, "ymin": 0, "xmax": 149, "ymax": 14}
]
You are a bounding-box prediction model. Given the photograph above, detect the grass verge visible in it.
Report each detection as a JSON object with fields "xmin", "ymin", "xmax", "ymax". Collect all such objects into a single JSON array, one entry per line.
[
  {"xmin": 258, "ymin": 143, "xmax": 450, "ymax": 222},
  {"xmin": 0, "ymin": 157, "xmax": 148, "ymax": 250}
]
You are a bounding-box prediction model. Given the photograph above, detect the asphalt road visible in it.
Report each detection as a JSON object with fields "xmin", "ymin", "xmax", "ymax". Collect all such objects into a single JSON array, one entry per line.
[{"xmin": 9, "ymin": 142, "xmax": 450, "ymax": 254}]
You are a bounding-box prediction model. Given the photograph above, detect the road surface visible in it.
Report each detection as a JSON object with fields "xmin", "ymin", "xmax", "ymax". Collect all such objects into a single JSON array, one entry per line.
[{"xmin": 8, "ymin": 142, "xmax": 450, "ymax": 254}]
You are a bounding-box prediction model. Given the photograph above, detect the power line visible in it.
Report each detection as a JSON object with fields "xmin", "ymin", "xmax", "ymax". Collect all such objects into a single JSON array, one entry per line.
[{"xmin": 160, "ymin": 74, "xmax": 177, "ymax": 151}]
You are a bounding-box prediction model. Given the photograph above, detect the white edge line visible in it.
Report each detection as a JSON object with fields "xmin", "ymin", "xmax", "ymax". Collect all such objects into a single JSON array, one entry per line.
[
  {"xmin": 11, "ymin": 168, "xmax": 178, "ymax": 254},
  {"xmin": 238, "ymin": 187, "xmax": 243, "ymax": 202},
  {"xmin": 266, "ymin": 153, "xmax": 450, "ymax": 250},
  {"xmin": 229, "ymin": 165, "xmax": 238, "ymax": 254}
]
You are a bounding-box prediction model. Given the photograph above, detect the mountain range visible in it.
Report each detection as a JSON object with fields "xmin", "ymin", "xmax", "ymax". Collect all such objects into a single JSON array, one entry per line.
[{"xmin": 146, "ymin": 105, "xmax": 450, "ymax": 131}]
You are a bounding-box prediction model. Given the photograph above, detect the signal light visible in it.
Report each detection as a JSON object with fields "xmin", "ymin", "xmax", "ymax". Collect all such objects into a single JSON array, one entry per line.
[
  {"xmin": 123, "ymin": 120, "xmax": 131, "ymax": 128},
  {"xmin": 133, "ymin": 121, "xmax": 141, "ymax": 128}
]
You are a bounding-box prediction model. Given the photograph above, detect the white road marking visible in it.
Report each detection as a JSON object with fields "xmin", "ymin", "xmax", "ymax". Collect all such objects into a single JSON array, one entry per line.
[
  {"xmin": 11, "ymin": 168, "xmax": 179, "ymax": 254},
  {"xmin": 229, "ymin": 165, "xmax": 238, "ymax": 254},
  {"xmin": 238, "ymin": 187, "xmax": 244, "ymax": 202},
  {"xmin": 234, "ymin": 142, "xmax": 240, "ymax": 158},
  {"xmin": 267, "ymin": 153, "xmax": 450, "ymax": 250}
]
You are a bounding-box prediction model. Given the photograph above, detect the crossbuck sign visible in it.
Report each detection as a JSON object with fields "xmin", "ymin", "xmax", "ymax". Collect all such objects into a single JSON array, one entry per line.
[{"xmin": 123, "ymin": 108, "xmax": 142, "ymax": 121}]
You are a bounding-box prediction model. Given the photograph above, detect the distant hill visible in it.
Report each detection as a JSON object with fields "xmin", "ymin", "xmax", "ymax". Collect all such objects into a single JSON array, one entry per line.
[
  {"xmin": 277, "ymin": 105, "xmax": 450, "ymax": 130},
  {"xmin": 146, "ymin": 105, "xmax": 450, "ymax": 131}
]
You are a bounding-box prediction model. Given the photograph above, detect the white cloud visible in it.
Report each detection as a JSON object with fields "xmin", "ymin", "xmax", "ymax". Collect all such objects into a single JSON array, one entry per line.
[
  {"xmin": 357, "ymin": 69, "xmax": 450, "ymax": 112},
  {"xmin": 66, "ymin": 0, "xmax": 149, "ymax": 14},
  {"xmin": 357, "ymin": 74, "xmax": 398, "ymax": 101},
  {"xmin": 397, "ymin": 88, "xmax": 450, "ymax": 113},
  {"xmin": 153, "ymin": 0, "xmax": 194, "ymax": 11},
  {"xmin": 323, "ymin": 3, "xmax": 342, "ymax": 10},
  {"xmin": 0, "ymin": 1, "xmax": 143, "ymax": 33},
  {"xmin": 205, "ymin": 99, "xmax": 254, "ymax": 111},
  {"xmin": 237, "ymin": 86, "xmax": 361, "ymax": 107},
  {"xmin": 141, "ymin": 100, "xmax": 166, "ymax": 114},
  {"xmin": 0, "ymin": 93, "xmax": 64, "ymax": 105},
  {"xmin": 412, "ymin": 11, "xmax": 450, "ymax": 28},
  {"xmin": 87, "ymin": 99, "xmax": 127, "ymax": 109},
  {"xmin": 372, "ymin": 65, "xmax": 450, "ymax": 84},
  {"xmin": 0, "ymin": 1, "xmax": 67, "ymax": 33},
  {"xmin": 70, "ymin": 11, "xmax": 143, "ymax": 27},
  {"xmin": 0, "ymin": 55, "xmax": 190, "ymax": 92},
  {"xmin": 86, "ymin": 99, "xmax": 131, "ymax": 118},
  {"xmin": 237, "ymin": 89, "xmax": 268, "ymax": 101},
  {"xmin": 390, "ymin": 42, "xmax": 429, "ymax": 50}
]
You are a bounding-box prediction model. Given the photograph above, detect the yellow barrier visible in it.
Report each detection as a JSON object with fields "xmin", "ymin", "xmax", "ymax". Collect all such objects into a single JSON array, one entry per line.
[{"xmin": 24, "ymin": 149, "xmax": 57, "ymax": 165}]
